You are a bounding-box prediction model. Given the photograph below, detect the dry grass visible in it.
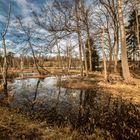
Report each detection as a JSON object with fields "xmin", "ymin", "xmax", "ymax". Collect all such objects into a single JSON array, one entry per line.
[
  {"xmin": 0, "ymin": 106, "xmax": 107, "ymax": 140},
  {"xmin": 58, "ymin": 71, "xmax": 140, "ymax": 106},
  {"xmin": 0, "ymin": 107, "xmax": 42, "ymax": 140}
]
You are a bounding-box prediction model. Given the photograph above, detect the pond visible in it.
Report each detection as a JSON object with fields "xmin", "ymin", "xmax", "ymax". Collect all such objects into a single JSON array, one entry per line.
[
  {"xmin": 6, "ymin": 76, "xmax": 140, "ymax": 139},
  {"xmin": 10, "ymin": 76, "xmax": 80, "ymax": 111}
]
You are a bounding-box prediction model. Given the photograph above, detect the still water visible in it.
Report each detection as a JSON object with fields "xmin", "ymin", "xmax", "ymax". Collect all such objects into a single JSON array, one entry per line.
[
  {"xmin": 10, "ymin": 76, "xmax": 81, "ymax": 111},
  {"xmin": 8, "ymin": 76, "xmax": 140, "ymax": 139}
]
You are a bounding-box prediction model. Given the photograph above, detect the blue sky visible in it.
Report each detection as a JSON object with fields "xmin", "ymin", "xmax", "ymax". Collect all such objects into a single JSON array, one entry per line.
[
  {"xmin": 0, "ymin": 0, "xmax": 46, "ymax": 16},
  {"xmin": 0, "ymin": 0, "xmax": 92, "ymax": 56},
  {"xmin": 0, "ymin": 0, "xmax": 50, "ymax": 54},
  {"xmin": 0, "ymin": 0, "xmax": 79, "ymax": 56},
  {"xmin": 0, "ymin": 0, "xmax": 49, "ymax": 26}
]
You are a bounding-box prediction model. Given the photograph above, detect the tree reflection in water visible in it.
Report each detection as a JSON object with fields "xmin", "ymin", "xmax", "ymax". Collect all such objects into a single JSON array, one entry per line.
[
  {"xmin": 31, "ymin": 79, "xmax": 41, "ymax": 110},
  {"xmin": 8, "ymin": 77, "xmax": 140, "ymax": 139},
  {"xmin": 75, "ymin": 89, "xmax": 140, "ymax": 139}
]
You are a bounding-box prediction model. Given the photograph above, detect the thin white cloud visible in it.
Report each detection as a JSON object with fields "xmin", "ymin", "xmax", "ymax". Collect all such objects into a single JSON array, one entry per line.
[
  {"xmin": 15, "ymin": 0, "xmax": 28, "ymax": 8},
  {"xmin": 15, "ymin": 0, "xmax": 30, "ymax": 16},
  {"xmin": 0, "ymin": 15, "xmax": 6, "ymax": 21},
  {"xmin": 0, "ymin": 39, "xmax": 13, "ymax": 47}
]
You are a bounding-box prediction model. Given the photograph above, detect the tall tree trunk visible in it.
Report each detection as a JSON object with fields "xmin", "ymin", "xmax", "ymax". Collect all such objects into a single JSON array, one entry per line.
[
  {"xmin": 108, "ymin": 47, "xmax": 113, "ymax": 73},
  {"xmin": 102, "ymin": 27, "xmax": 107, "ymax": 81},
  {"xmin": 77, "ymin": 30, "xmax": 83, "ymax": 77},
  {"xmin": 135, "ymin": 9, "xmax": 140, "ymax": 59},
  {"xmin": 75, "ymin": 0, "xmax": 83, "ymax": 77},
  {"xmin": 81, "ymin": 0, "xmax": 92, "ymax": 71},
  {"xmin": 2, "ymin": 37, "xmax": 8, "ymax": 95},
  {"xmin": 118, "ymin": 0, "xmax": 131, "ymax": 82},
  {"xmin": 56, "ymin": 42, "xmax": 61, "ymax": 68},
  {"xmin": 107, "ymin": 29, "xmax": 113, "ymax": 73},
  {"xmin": 114, "ymin": 15, "xmax": 119, "ymax": 73},
  {"xmin": 82, "ymin": 42, "xmax": 88, "ymax": 76},
  {"xmin": 114, "ymin": 35, "xmax": 119, "ymax": 73},
  {"xmin": 28, "ymin": 41, "xmax": 41, "ymax": 74},
  {"xmin": 68, "ymin": 55, "xmax": 72, "ymax": 70},
  {"xmin": 86, "ymin": 27, "xmax": 92, "ymax": 71},
  {"xmin": 1, "ymin": 3, "xmax": 11, "ymax": 95},
  {"xmin": 68, "ymin": 41, "xmax": 72, "ymax": 71}
]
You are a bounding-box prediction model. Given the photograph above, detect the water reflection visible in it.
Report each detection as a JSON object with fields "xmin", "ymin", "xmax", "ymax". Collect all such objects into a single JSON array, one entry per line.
[
  {"xmin": 76, "ymin": 90, "xmax": 140, "ymax": 139},
  {"xmin": 31, "ymin": 79, "xmax": 41, "ymax": 110},
  {"xmin": 10, "ymin": 76, "xmax": 80, "ymax": 111},
  {"xmin": 9, "ymin": 76, "xmax": 140, "ymax": 139}
]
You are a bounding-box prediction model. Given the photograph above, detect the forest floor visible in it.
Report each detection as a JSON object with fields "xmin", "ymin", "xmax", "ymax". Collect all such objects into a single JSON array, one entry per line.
[{"xmin": 0, "ymin": 106, "xmax": 107, "ymax": 140}]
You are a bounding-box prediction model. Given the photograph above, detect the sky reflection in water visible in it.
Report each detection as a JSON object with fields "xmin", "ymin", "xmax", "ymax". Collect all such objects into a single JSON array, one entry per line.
[{"xmin": 10, "ymin": 77, "xmax": 81, "ymax": 110}]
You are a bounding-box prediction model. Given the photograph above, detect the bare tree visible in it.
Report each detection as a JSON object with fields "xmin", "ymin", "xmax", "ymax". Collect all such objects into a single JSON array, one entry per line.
[
  {"xmin": 101, "ymin": 26, "xmax": 107, "ymax": 81},
  {"xmin": 80, "ymin": 1, "xmax": 93, "ymax": 71},
  {"xmin": 118, "ymin": 0, "xmax": 131, "ymax": 82},
  {"xmin": 99, "ymin": 0, "xmax": 119, "ymax": 73},
  {"xmin": 0, "ymin": 2, "xmax": 11, "ymax": 95},
  {"xmin": 74, "ymin": 0, "xmax": 84, "ymax": 76},
  {"xmin": 15, "ymin": 17, "xmax": 43, "ymax": 75}
]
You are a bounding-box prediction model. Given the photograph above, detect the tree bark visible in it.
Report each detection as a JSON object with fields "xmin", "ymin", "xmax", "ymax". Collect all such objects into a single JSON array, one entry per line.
[
  {"xmin": 107, "ymin": 29, "xmax": 113, "ymax": 73},
  {"xmin": 114, "ymin": 31, "xmax": 119, "ymax": 73},
  {"xmin": 28, "ymin": 41, "xmax": 41, "ymax": 74},
  {"xmin": 118, "ymin": 0, "xmax": 131, "ymax": 82},
  {"xmin": 2, "ymin": 37, "xmax": 8, "ymax": 95},
  {"xmin": 101, "ymin": 27, "xmax": 107, "ymax": 81},
  {"xmin": 1, "ymin": 3, "xmax": 11, "ymax": 95},
  {"xmin": 80, "ymin": 1, "xmax": 92, "ymax": 71},
  {"xmin": 56, "ymin": 42, "xmax": 62, "ymax": 68},
  {"xmin": 135, "ymin": 9, "xmax": 140, "ymax": 58},
  {"xmin": 86, "ymin": 26, "xmax": 92, "ymax": 71},
  {"xmin": 136, "ymin": 10, "xmax": 140, "ymax": 46},
  {"xmin": 75, "ymin": 0, "xmax": 83, "ymax": 77},
  {"xmin": 82, "ymin": 41, "xmax": 88, "ymax": 76}
]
